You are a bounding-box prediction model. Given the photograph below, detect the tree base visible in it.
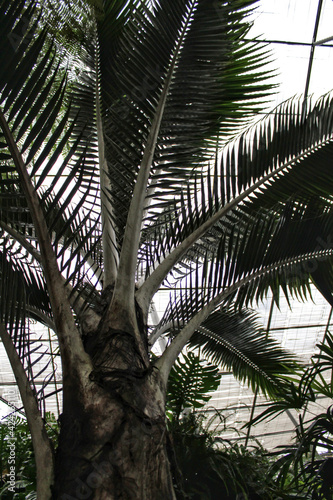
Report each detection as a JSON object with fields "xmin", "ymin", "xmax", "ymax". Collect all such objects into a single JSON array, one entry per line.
[{"xmin": 53, "ymin": 369, "xmax": 176, "ymax": 500}]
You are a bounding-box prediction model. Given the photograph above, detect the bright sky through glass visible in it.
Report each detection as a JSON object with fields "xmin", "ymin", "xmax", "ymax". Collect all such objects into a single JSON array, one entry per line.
[{"xmin": 249, "ymin": 0, "xmax": 333, "ymax": 107}]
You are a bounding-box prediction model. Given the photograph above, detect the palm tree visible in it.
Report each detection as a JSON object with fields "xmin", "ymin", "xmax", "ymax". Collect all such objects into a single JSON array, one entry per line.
[{"xmin": 1, "ymin": 0, "xmax": 333, "ymax": 498}]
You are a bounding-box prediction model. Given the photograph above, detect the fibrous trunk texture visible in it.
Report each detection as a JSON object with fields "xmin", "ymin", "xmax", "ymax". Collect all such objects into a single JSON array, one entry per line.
[{"xmin": 53, "ymin": 327, "xmax": 176, "ymax": 500}]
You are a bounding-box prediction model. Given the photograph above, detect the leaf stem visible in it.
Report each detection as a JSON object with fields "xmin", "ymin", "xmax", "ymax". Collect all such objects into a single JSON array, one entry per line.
[
  {"xmin": 136, "ymin": 139, "xmax": 333, "ymax": 316},
  {"xmin": 155, "ymin": 247, "xmax": 333, "ymax": 384},
  {"xmin": 0, "ymin": 108, "xmax": 92, "ymax": 378},
  {"xmin": 108, "ymin": 2, "xmax": 197, "ymax": 328}
]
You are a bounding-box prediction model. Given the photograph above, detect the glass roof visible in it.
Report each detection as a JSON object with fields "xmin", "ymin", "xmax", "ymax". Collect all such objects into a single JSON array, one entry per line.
[
  {"xmin": 1, "ymin": 0, "xmax": 333, "ymax": 452},
  {"xmin": 249, "ymin": 0, "xmax": 333, "ymax": 107}
]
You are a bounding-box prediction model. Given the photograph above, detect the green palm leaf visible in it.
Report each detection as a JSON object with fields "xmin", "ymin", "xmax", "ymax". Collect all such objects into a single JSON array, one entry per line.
[
  {"xmin": 166, "ymin": 307, "xmax": 300, "ymax": 398},
  {"xmin": 0, "ymin": 248, "xmax": 55, "ymax": 397},
  {"xmin": 0, "ymin": 0, "xmax": 105, "ymax": 316},
  {"xmin": 62, "ymin": 0, "xmax": 275, "ymax": 250},
  {"xmin": 166, "ymin": 351, "xmax": 220, "ymax": 418},
  {"xmin": 156, "ymin": 200, "xmax": 333, "ymax": 338}
]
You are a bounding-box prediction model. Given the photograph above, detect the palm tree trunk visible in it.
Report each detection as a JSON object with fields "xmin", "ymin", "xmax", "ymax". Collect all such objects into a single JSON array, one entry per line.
[{"xmin": 53, "ymin": 327, "xmax": 176, "ymax": 500}]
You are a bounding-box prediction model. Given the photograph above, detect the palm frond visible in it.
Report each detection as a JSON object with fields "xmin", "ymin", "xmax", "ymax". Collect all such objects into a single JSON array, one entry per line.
[
  {"xmin": 0, "ymin": 0, "xmax": 104, "ymax": 313},
  {"xmin": 136, "ymin": 93, "xmax": 333, "ymax": 315},
  {"xmin": 155, "ymin": 199, "xmax": 333, "ymax": 340},
  {"xmin": 166, "ymin": 351, "xmax": 220, "ymax": 418},
  {"xmin": 0, "ymin": 246, "xmax": 57, "ymax": 410},
  {"xmin": 185, "ymin": 307, "xmax": 299, "ymax": 398},
  {"xmin": 96, "ymin": 0, "xmax": 274, "ymax": 245}
]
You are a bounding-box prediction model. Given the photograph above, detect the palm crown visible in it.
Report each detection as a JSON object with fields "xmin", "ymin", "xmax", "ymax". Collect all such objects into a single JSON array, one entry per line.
[
  {"xmin": 1, "ymin": 1, "xmax": 333, "ymax": 497},
  {"xmin": 1, "ymin": 0, "xmax": 333, "ymax": 402}
]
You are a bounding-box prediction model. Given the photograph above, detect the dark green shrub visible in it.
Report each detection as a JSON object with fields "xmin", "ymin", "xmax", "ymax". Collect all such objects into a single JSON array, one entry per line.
[{"xmin": 0, "ymin": 413, "xmax": 58, "ymax": 499}]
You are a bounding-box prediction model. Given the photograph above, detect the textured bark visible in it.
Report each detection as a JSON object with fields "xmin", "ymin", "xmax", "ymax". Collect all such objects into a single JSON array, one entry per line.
[{"xmin": 53, "ymin": 325, "xmax": 176, "ymax": 500}]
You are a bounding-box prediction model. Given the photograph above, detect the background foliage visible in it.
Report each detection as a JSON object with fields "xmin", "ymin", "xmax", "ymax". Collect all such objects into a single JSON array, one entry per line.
[{"xmin": 0, "ymin": 413, "xmax": 57, "ymax": 499}]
